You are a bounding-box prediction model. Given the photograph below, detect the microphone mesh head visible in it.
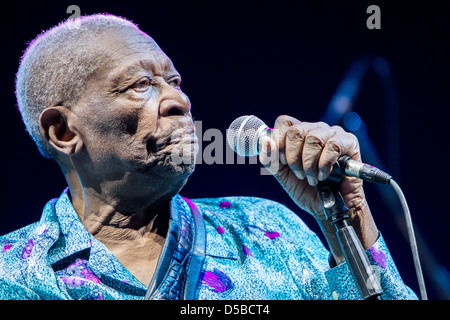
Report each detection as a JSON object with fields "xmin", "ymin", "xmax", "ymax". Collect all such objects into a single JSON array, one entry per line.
[{"xmin": 227, "ymin": 115, "xmax": 267, "ymax": 156}]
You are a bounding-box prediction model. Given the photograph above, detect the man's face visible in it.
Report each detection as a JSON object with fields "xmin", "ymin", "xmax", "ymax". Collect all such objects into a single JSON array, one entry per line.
[{"xmin": 71, "ymin": 27, "xmax": 198, "ymax": 195}]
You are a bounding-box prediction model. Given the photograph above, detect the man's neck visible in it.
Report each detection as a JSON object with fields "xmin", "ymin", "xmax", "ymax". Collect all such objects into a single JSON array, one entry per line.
[{"xmin": 65, "ymin": 171, "xmax": 172, "ymax": 286}]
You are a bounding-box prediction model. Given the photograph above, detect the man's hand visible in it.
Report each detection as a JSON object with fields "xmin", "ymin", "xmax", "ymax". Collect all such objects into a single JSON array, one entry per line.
[{"xmin": 260, "ymin": 115, "xmax": 378, "ymax": 260}]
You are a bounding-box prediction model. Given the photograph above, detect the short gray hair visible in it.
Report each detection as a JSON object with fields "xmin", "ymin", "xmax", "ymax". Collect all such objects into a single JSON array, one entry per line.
[{"xmin": 15, "ymin": 13, "xmax": 140, "ymax": 159}]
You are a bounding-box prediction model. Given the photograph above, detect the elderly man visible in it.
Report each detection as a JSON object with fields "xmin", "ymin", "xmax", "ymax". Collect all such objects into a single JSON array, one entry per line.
[{"xmin": 0, "ymin": 14, "xmax": 416, "ymax": 300}]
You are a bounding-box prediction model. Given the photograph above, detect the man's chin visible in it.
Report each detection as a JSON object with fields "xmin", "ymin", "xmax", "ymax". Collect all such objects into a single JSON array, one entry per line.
[
  {"xmin": 148, "ymin": 154, "xmax": 196, "ymax": 183},
  {"xmin": 166, "ymin": 161, "xmax": 196, "ymax": 176},
  {"xmin": 160, "ymin": 161, "xmax": 195, "ymax": 196},
  {"xmin": 139, "ymin": 141, "xmax": 198, "ymax": 193}
]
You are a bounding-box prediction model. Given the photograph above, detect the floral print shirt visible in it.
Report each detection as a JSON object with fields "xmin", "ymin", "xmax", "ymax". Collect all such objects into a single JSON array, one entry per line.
[{"xmin": 0, "ymin": 188, "xmax": 417, "ymax": 300}]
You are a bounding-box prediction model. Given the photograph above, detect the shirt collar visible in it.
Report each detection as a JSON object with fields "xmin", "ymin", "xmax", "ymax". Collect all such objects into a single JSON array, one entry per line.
[
  {"xmin": 46, "ymin": 188, "xmax": 94, "ymax": 266},
  {"xmin": 45, "ymin": 188, "xmax": 206, "ymax": 299}
]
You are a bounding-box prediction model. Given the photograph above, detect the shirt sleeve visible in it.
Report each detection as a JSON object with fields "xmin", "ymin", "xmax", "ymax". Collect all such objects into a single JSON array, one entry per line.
[
  {"xmin": 324, "ymin": 233, "xmax": 418, "ymax": 300},
  {"xmin": 265, "ymin": 198, "xmax": 418, "ymax": 300}
]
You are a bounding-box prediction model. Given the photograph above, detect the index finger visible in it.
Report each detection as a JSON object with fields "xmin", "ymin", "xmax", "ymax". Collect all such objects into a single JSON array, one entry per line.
[{"xmin": 272, "ymin": 115, "xmax": 301, "ymax": 165}]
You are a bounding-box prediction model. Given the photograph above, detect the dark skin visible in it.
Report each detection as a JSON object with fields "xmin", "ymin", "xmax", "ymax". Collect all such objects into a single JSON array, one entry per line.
[{"xmin": 39, "ymin": 27, "xmax": 377, "ymax": 286}]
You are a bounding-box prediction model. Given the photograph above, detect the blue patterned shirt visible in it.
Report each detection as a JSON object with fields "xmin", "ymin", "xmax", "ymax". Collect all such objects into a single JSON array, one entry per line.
[{"xmin": 0, "ymin": 188, "xmax": 417, "ymax": 300}]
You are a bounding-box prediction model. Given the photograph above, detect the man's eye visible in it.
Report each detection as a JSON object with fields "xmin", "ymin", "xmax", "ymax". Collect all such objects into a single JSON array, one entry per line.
[
  {"xmin": 131, "ymin": 77, "xmax": 151, "ymax": 92},
  {"xmin": 170, "ymin": 78, "xmax": 182, "ymax": 89}
]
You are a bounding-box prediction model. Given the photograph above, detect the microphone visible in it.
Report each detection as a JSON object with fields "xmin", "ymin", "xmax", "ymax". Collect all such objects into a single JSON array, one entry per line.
[{"xmin": 227, "ymin": 115, "xmax": 392, "ymax": 184}]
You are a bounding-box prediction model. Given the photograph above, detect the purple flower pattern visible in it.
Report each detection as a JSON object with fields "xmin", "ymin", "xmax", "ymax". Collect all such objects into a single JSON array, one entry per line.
[
  {"xmin": 217, "ymin": 226, "xmax": 226, "ymax": 234},
  {"xmin": 247, "ymin": 224, "xmax": 281, "ymax": 239},
  {"xmin": 242, "ymin": 244, "xmax": 254, "ymax": 257},
  {"xmin": 370, "ymin": 247, "xmax": 387, "ymax": 269},
  {"xmin": 201, "ymin": 268, "xmax": 234, "ymax": 293},
  {"xmin": 265, "ymin": 231, "xmax": 280, "ymax": 239},
  {"xmin": 58, "ymin": 259, "xmax": 102, "ymax": 288},
  {"xmin": 21, "ymin": 239, "xmax": 34, "ymax": 259},
  {"xmin": 219, "ymin": 201, "xmax": 231, "ymax": 209}
]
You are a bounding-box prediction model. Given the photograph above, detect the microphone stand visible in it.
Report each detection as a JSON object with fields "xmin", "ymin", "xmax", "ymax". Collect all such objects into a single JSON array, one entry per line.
[{"xmin": 317, "ymin": 162, "xmax": 383, "ymax": 300}]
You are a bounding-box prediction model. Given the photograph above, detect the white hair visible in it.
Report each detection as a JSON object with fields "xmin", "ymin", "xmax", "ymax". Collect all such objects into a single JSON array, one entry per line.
[{"xmin": 15, "ymin": 13, "xmax": 140, "ymax": 159}]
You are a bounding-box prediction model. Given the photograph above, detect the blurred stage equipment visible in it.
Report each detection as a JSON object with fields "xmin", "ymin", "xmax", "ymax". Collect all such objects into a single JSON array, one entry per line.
[{"xmin": 320, "ymin": 54, "xmax": 450, "ymax": 300}]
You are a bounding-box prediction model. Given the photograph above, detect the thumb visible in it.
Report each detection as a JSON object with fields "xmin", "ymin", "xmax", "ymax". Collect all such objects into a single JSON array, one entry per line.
[{"xmin": 259, "ymin": 135, "xmax": 281, "ymax": 176}]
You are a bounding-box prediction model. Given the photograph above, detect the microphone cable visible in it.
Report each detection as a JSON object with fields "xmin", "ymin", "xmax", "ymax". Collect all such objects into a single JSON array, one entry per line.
[{"xmin": 389, "ymin": 179, "xmax": 428, "ymax": 300}]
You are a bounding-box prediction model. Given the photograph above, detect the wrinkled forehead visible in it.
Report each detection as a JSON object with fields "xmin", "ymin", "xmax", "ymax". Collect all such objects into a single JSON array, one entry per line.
[
  {"xmin": 94, "ymin": 27, "xmax": 176, "ymax": 78},
  {"xmin": 100, "ymin": 27, "xmax": 161, "ymax": 59}
]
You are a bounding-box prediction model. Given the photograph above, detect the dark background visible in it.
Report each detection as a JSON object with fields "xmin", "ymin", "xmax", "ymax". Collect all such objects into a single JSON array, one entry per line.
[{"xmin": 0, "ymin": 0, "xmax": 448, "ymax": 299}]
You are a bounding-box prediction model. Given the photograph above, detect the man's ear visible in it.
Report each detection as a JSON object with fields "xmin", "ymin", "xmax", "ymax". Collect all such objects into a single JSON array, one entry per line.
[{"xmin": 39, "ymin": 107, "xmax": 83, "ymax": 156}]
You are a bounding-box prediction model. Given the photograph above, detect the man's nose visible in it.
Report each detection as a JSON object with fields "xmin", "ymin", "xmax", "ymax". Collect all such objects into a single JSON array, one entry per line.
[{"xmin": 159, "ymin": 86, "xmax": 191, "ymax": 117}]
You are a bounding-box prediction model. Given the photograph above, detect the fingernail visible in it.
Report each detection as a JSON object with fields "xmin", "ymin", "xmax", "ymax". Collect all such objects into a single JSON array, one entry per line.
[
  {"xmin": 266, "ymin": 140, "xmax": 272, "ymax": 157},
  {"xmin": 294, "ymin": 170, "xmax": 305, "ymax": 180},
  {"xmin": 307, "ymin": 175, "xmax": 318, "ymax": 186},
  {"xmin": 280, "ymin": 153, "xmax": 286, "ymax": 165},
  {"xmin": 318, "ymin": 171, "xmax": 325, "ymax": 181}
]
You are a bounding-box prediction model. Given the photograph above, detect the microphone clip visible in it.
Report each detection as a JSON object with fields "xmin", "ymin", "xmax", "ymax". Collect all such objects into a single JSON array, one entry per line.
[
  {"xmin": 316, "ymin": 166, "xmax": 383, "ymax": 300},
  {"xmin": 317, "ymin": 160, "xmax": 349, "ymax": 223}
]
